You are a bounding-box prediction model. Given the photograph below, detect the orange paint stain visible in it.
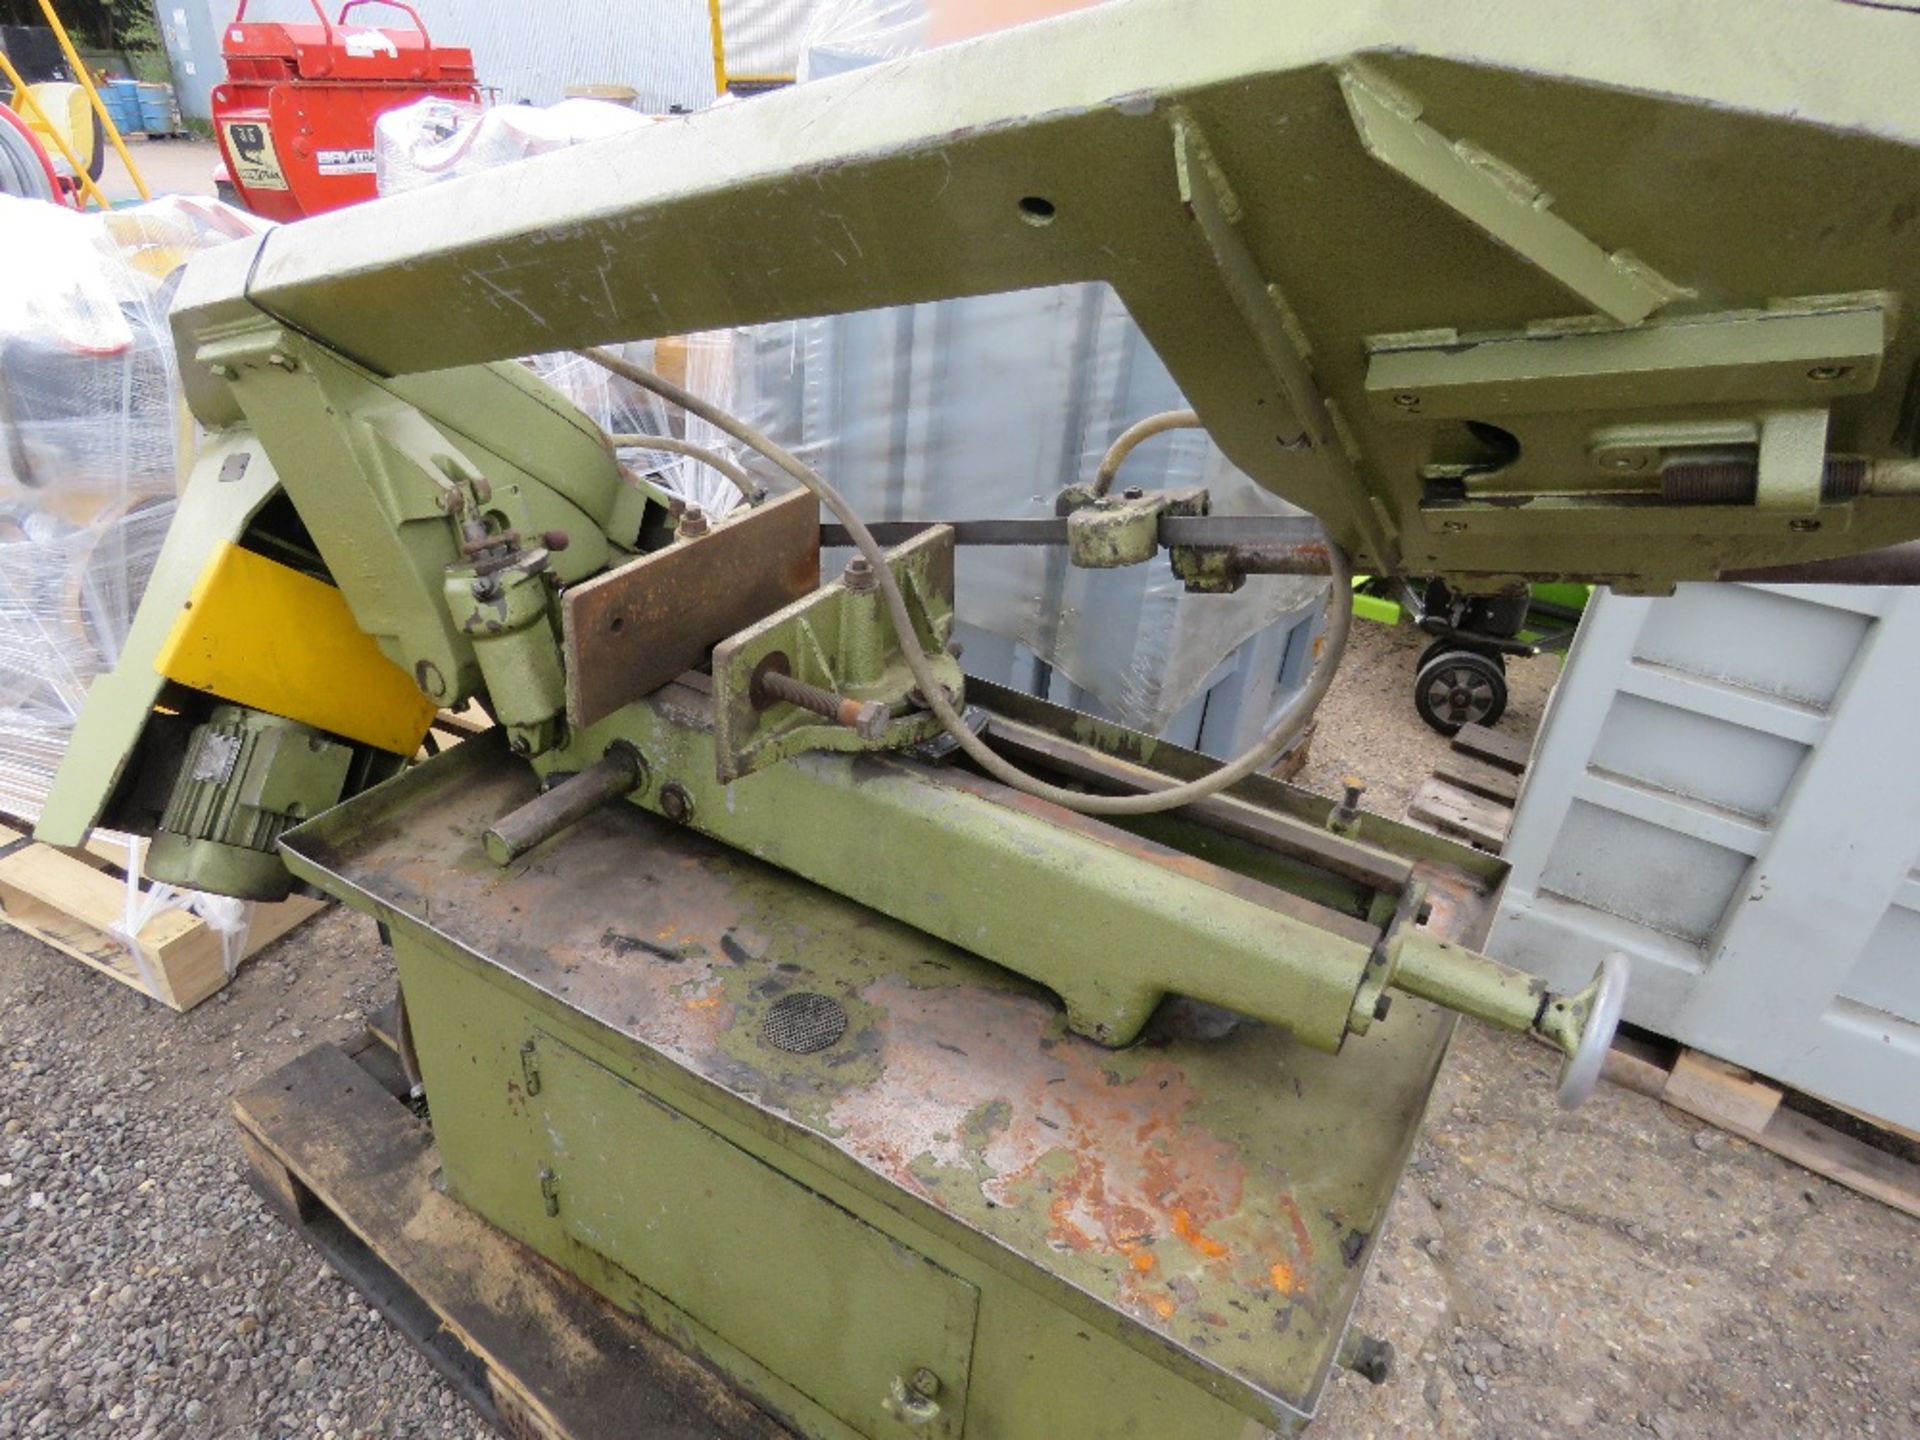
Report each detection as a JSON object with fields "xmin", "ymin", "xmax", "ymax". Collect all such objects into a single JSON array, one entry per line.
[
  {"xmin": 1130, "ymin": 1251, "xmax": 1156, "ymax": 1274},
  {"xmin": 1171, "ymin": 1207, "xmax": 1229, "ymax": 1260},
  {"xmin": 683, "ymin": 996, "xmax": 723, "ymax": 1011},
  {"xmin": 1269, "ymin": 1261, "xmax": 1296, "ymax": 1293},
  {"xmin": 1148, "ymin": 1295, "xmax": 1175, "ymax": 1320}
]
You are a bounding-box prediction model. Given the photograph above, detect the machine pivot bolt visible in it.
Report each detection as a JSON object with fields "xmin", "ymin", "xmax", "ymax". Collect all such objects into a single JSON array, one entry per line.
[
  {"xmin": 1328, "ymin": 775, "xmax": 1367, "ymax": 836},
  {"xmin": 678, "ymin": 507, "xmax": 711, "ymax": 540},
  {"xmin": 910, "ymin": 1368, "xmax": 942, "ymax": 1399},
  {"xmin": 658, "ymin": 783, "xmax": 695, "ymax": 824},
  {"xmin": 842, "ymin": 554, "xmax": 878, "ymax": 592}
]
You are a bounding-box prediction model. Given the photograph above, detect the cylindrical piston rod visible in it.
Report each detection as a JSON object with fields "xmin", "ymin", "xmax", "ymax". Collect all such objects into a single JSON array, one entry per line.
[{"xmin": 484, "ymin": 743, "xmax": 645, "ymax": 864}]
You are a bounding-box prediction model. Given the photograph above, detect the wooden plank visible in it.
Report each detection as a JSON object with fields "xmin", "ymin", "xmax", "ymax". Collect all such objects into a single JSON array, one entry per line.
[
  {"xmin": 1451, "ymin": 722, "xmax": 1531, "ymax": 774},
  {"xmin": 1599, "ymin": 1031, "xmax": 1673, "ymax": 1099},
  {"xmin": 0, "ymin": 825, "xmax": 326, "ymax": 1011},
  {"xmin": 1663, "ymin": 1049, "xmax": 1783, "ymax": 1134},
  {"xmin": 1827, "ymin": 1097, "xmax": 1920, "ymax": 1150},
  {"xmin": 1432, "ymin": 752, "xmax": 1520, "ymax": 807},
  {"xmin": 233, "ymin": 1045, "xmax": 795, "ymax": 1440},
  {"xmin": 1755, "ymin": 1108, "xmax": 1920, "ymax": 1221},
  {"xmin": 1652, "ymin": 1047, "xmax": 1920, "ymax": 1219},
  {"xmin": 1409, "ymin": 777, "xmax": 1511, "ymax": 853}
]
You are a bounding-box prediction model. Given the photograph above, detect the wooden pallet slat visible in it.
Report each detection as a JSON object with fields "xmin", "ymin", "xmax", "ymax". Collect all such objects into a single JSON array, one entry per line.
[
  {"xmin": 1409, "ymin": 776, "xmax": 1512, "ymax": 853},
  {"xmin": 1431, "ymin": 751, "xmax": 1521, "ymax": 806},
  {"xmin": 234, "ymin": 1044, "xmax": 793, "ymax": 1440},
  {"xmin": 1450, "ymin": 721, "xmax": 1532, "ymax": 774},
  {"xmin": 0, "ymin": 821, "xmax": 325, "ymax": 1010},
  {"xmin": 1648, "ymin": 1045, "xmax": 1920, "ymax": 1221}
]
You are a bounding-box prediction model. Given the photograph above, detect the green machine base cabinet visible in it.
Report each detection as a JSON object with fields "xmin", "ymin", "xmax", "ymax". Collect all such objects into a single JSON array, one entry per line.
[{"xmin": 280, "ymin": 722, "xmax": 1508, "ymax": 1439}]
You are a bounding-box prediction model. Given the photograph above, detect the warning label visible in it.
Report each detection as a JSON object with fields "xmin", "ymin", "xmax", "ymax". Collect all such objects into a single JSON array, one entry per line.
[
  {"xmin": 221, "ymin": 120, "xmax": 288, "ymax": 191},
  {"xmin": 317, "ymin": 148, "xmax": 377, "ymax": 176}
]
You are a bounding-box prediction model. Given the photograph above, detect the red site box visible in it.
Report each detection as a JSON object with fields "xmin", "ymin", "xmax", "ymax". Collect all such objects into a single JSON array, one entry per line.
[{"xmin": 211, "ymin": 0, "xmax": 478, "ymax": 221}]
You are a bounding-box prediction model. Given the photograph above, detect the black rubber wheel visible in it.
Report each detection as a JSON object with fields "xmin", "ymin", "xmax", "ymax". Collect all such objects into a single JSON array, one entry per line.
[
  {"xmin": 1414, "ymin": 648, "xmax": 1507, "ymax": 735},
  {"xmin": 1415, "ymin": 636, "xmax": 1453, "ymax": 672}
]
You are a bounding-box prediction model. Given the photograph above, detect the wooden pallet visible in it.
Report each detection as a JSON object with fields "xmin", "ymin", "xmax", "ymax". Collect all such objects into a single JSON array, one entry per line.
[
  {"xmin": 233, "ymin": 1042, "xmax": 795, "ymax": 1440},
  {"xmin": 0, "ymin": 822, "xmax": 325, "ymax": 1011},
  {"xmin": 1409, "ymin": 722, "xmax": 1530, "ymax": 853},
  {"xmin": 1599, "ymin": 1035, "xmax": 1920, "ymax": 1220}
]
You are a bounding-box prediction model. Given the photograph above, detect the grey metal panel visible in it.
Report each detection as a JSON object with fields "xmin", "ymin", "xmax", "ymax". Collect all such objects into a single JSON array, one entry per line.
[
  {"xmin": 1630, "ymin": 584, "xmax": 1871, "ymax": 710},
  {"xmin": 1492, "ymin": 583, "xmax": 1920, "ymax": 1130},
  {"xmin": 157, "ymin": 0, "xmax": 225, "ymax": 120},
  {"xmin": 1588, "ymin": 693, "xmax": 1806, "ymax": 822},
  {"xmin": 1838, "ymin": 860, "xmax": 1920, "ymax": 1025},
  {"xmin": 1536, "ymin": 801, "xmax": 1752, "ymax": 946}
]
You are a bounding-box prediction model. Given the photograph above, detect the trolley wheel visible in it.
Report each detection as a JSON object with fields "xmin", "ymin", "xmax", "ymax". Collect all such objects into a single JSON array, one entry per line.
[
  {"xmin": 1415, "ymin": 636, "xmax": 1454, "ymax": 672},
  {"xmin": 1414, "ymin": 647, "xmax": 1507, "ymax": 735}
]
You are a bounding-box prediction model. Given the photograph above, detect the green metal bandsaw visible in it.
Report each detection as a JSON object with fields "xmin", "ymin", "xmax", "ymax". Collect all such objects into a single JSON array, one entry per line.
[{"xmin": 37, "ymin": 0, "xmax": 1920, "ymax": 1433}]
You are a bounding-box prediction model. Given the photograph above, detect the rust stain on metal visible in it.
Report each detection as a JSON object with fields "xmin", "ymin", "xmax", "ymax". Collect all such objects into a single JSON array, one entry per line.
[
  {"xmin": 562, "ymin": 489, "xmax": 820, "ymax": 729},
  {"xmin": 828, "ymin": 973, "xmax": 1315, "ymax": 1329}
]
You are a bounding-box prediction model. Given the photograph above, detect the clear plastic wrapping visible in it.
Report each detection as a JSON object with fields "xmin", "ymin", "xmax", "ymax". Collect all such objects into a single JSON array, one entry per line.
[
  {"xmin": 375, "ymin": 99, "xmax": 751, "ymax": 517},
  {"xmin": 794, "ymin": 0, "xmax": 930, "ymax": 78},
  {"xmin": 0, "ymin": 194, "xmax": 269, "ymax": 824},
  {"xmin": 525, "ymin": 346, "xmax": 748, "ymax": 517},
  {"xmin": 373, "ymin": 95, "xmax": 659, "ymax": 198}
]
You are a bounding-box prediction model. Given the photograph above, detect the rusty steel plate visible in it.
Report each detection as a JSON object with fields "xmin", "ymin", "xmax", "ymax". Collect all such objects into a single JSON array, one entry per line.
[{"xmin": 562, "ymin": 489, "xmax": 820, "ymax": 728}]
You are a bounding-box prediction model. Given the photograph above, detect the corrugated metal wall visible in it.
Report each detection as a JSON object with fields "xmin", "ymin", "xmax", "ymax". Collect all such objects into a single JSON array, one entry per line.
[
  {"xmin": 714, "ymin": 0, "xmax": 819, "ymax": 80},
  {"xmin": 160, "ymin": 0, "xmax": 797, "ymax": 120}
]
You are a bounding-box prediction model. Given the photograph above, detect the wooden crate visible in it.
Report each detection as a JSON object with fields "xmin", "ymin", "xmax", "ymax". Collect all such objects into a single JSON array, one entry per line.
[{"xmin": 0, "ymin": 822, "xmax": 325, "ymax": 1011}]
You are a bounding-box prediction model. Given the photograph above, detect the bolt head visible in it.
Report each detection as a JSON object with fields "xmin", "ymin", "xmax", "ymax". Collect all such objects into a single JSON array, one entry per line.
[
  {"xmin": 659, "ymin": 783, "xmax": 694, "ymax": 823},
  {"xmin": 910, "ymin": 1368, "xmax": 942, "ymax": 1399}
]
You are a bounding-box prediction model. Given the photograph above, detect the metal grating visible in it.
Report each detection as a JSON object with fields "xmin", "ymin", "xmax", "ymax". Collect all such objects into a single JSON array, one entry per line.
[{"xmin": 761, "ymin": 991, "xmax": 847, "ymax": 1053}]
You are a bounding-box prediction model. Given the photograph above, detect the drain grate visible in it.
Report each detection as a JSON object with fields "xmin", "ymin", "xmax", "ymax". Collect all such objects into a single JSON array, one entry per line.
[{"xmin": 762, "ymin": 992, "xmax": 848, "ymax": 1054}]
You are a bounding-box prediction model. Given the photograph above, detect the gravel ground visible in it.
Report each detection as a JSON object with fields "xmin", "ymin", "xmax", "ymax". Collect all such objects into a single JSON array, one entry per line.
[
  {"xmin": 0, "ymin": 907, "xmax": 474, "ymax": 1440},
  {"xmin": 1295, "ymin": 613, "xmax": 1563, "ymax": 822},
  {"xmin": 1, "ymin": 619, "xmax": 1915, "ymax": 1439}
]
